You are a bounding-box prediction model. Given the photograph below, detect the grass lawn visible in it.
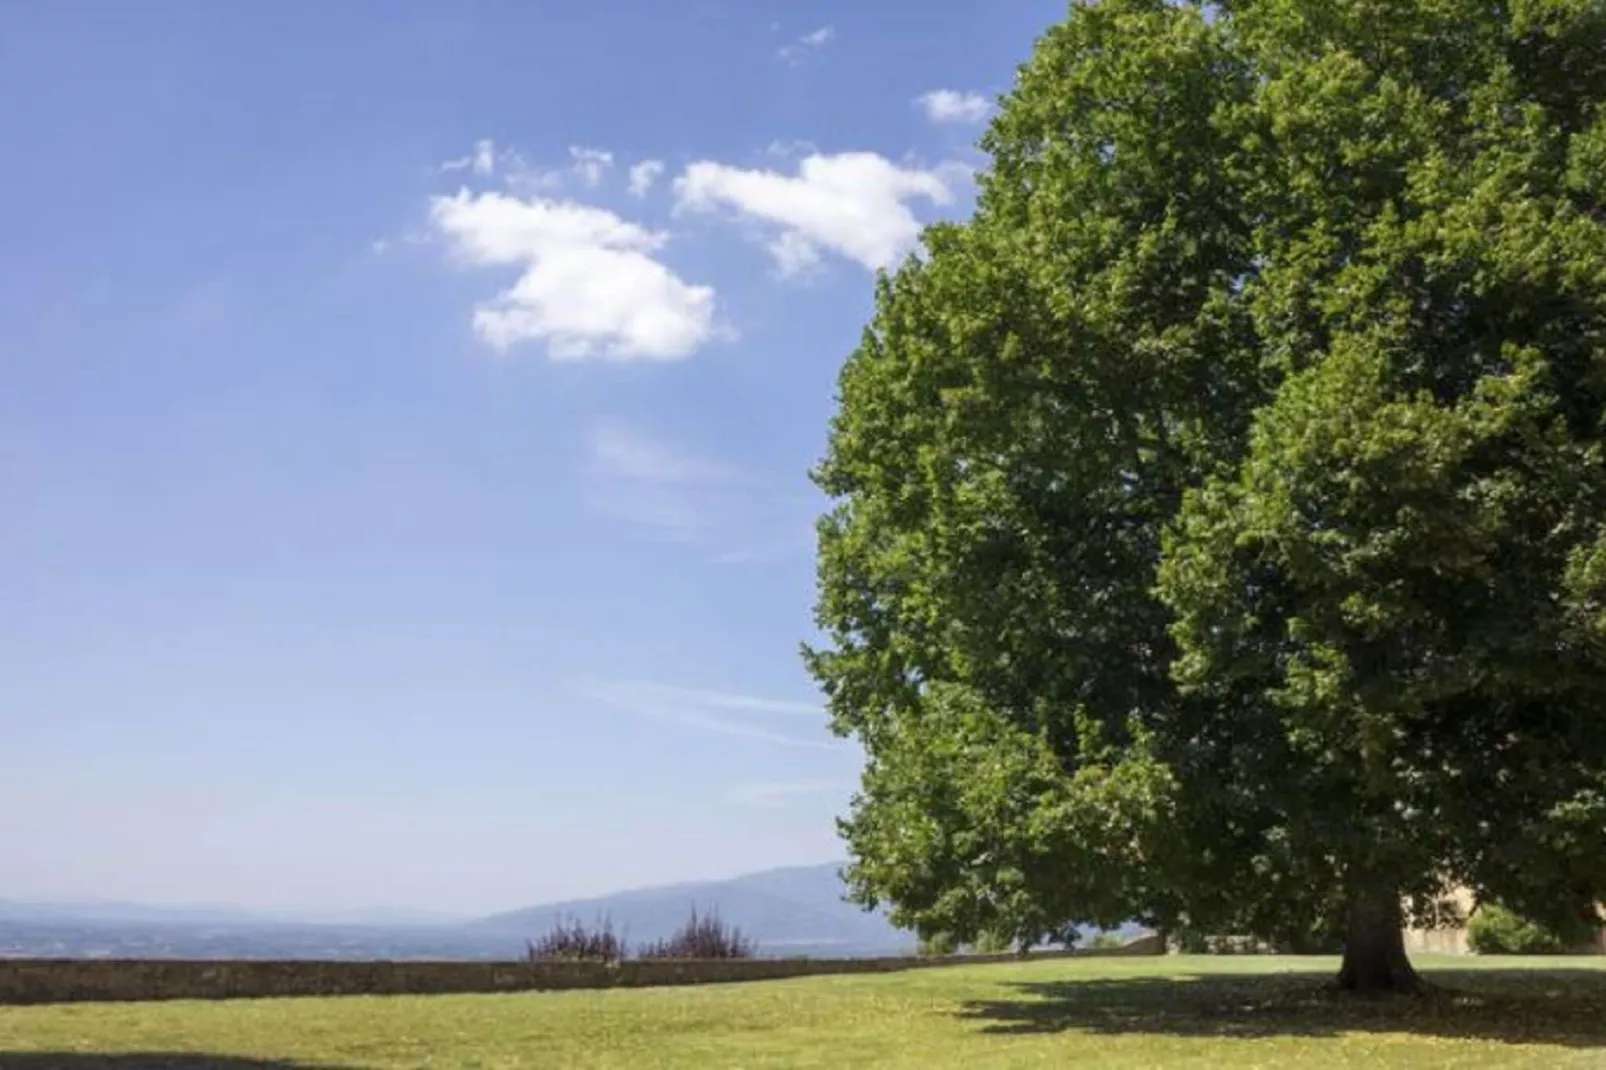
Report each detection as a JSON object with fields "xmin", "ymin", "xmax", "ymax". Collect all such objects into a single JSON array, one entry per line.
[{"xmin": 3, "ymin": 955, "xmax": 1606, "ymax": 1069}]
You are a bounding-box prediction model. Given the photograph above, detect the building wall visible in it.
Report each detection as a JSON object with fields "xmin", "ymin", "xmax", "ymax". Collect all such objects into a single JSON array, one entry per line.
[
  {"xmin": 1403, "ymin": 884, "xmax": 1477, "ymax": 955},
  {"xmin": 1403, "ymin": 925, "xmax": 1470, "ymax": 955},
  {"xmin": 1402, "ymin": 884, "xmax": 1606, "ymax": 956}
]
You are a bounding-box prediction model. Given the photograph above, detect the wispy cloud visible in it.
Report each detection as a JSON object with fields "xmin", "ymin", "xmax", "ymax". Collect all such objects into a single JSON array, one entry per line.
[
  {"xmin": 164, "ymin": 278, "xmax": 240, "ymax": 336},
  {"xmin": 915, "ymin": 89, "xmax": 992, "ymax": 124},
  {"xmin": 583, "ymin": 420, "xmax": 816, "ymax": 560},
  {"xmin": 442, "ymin": 138, "xmax": 498, "ymax": 175},
  {"xmin": 765, "ymin": 139, "xmax": 818, "ymax": 160},
  {"xmin": 777, "ymin": 25, "xmax": 834, "ymax": 63},
  {"xmin": 583, "ymin": 420, "xmax": 740, "ymax": 541},
  {"xmin": 628, "ymin": 159, "xmax": 665, "ymax": 198},
  {"xmin": 583, "ymin": 681, "xmax": 840, "ymax": 750},
  {"xmin": 475, "ymin": 143, "xmax": 618, "ymax": 195},
  {"xmin": 711, "ymin": 533, "xmax": 816, "ymax": 566},
  {"xmin": 727, "ymin": 780, "xmax": 854, "ymax": 807},
  {"xmin": 589, "ymin": 420, "xmax": 736, "ymax": 485},
  {"xmin": 567, "ymin": 146, "xmax": 614, "ymax": 187},
  {"xmin": 605, "ymin": 682, "xmax": 822, "ymax": 718}
]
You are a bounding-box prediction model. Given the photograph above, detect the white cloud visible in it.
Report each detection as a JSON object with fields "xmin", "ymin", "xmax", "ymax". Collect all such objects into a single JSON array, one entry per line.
[
  {"xmin": 777, "ymin": 25, "xmax": 834, "ymax": 63},
  {"xmin": 584, "ymin": 680, "xmax": 841, "ymax": 750},
  {"xmin": 429, "ymin": 189, "xmax": 718, "ymax": 360},
  {"xmin": 916, "ymin": 89, "xmax": 992, "ymax": 124},
  {"xmin": 628, "ymin": 159, "xmax": 665, "ymax": 198},
  {"xmin": 442, "ymin": 138, "xmax": 498, "ymax": 175},
  {"xmin": 673, "ymin": 151, "xmax": 955, "ymax": 274},
  {"xmin": 568, "ymin": 146, "xmax": 614, "ymax": 187}
]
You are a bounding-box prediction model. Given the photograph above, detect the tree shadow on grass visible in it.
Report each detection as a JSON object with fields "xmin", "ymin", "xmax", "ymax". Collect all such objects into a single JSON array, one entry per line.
[
  {"xmin": 959, "ymin": 967, "xmax": 1606, "ymax": 1049},
  {"xmin": 0, "ymin": 1057, "xmax": 354, "ymax": 1069}
]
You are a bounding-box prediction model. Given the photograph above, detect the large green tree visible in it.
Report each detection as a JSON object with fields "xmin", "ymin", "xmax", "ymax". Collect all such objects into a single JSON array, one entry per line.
[{"xmin": 807, "ymin": 0, "xmax": 1606, "ymax": 992}]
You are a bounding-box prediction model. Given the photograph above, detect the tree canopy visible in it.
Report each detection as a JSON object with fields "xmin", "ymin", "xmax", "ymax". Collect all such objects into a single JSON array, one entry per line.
[{"xmin": 807, "ymin": 0, "xmax": 1606, "ymax": 991}]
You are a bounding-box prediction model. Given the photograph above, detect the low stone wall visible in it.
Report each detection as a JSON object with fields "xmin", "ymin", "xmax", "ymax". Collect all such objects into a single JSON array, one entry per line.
[
  {"xmin": 1112, "ymin": 932, "xmax": 1166, "ymax": 956},
  {"xmin": 0, "ymin": 936, "xmax": 1164, "ymax": 1006}
]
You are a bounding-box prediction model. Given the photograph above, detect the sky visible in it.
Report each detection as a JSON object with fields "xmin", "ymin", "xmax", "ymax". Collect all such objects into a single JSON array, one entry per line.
[{"xmin": 0, "ymin": 0, "xmax": 1062, "ymax": 918}]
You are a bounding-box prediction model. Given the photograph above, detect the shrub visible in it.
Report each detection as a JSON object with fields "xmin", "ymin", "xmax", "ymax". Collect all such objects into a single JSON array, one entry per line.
[
  {"xmin": 968, "ymin": 930, "xmax": 1014, "ymax": 955},
  {"xmin": 1169, "ymin": 925, "xmax": 1213, "ymax": 953},
  {"xmin": 526, "ymin": 915, "xmax": 626, "ymax": 962},
  {"xmin": 1087, "ymin": 931, "xmax": 1126, "ymax": 949},
  {"xmin": 916, "ymin": 931, "xmax": 959, "ymax": 957},
  {"xmin": 1468, "ymin": 902, "xmax": 1599, "ymax": 955},
  {"xmin": 638, "ymin": 907, "xmax": 756, "ymax": 960}
]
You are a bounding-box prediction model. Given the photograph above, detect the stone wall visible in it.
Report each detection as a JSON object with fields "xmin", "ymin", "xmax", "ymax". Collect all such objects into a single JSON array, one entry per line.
[{"xmin": 0, "ymin": 937, "xmax": 1164, "ymax": 1006}]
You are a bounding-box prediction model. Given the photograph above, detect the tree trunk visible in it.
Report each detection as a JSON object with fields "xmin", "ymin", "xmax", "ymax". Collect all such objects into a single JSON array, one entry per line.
[{"xmin": 1337, "ymin": 884, "xmax": 1420, "ymax": 994}]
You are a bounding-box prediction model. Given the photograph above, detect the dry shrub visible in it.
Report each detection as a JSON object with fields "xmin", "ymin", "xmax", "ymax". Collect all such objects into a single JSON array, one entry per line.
[{"xmin": 637, "ymin": 907, "xmax": 756, "ymax": 960}]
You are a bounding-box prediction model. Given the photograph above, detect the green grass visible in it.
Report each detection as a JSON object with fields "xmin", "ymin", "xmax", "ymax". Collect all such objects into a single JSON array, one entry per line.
[{"xmin": 4, "ymin": 955, "xmax": 1606, "ymax": 1068}]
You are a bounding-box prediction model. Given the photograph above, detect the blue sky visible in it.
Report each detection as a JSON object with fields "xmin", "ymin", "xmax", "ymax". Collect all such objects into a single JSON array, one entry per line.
[{"xmin": 0, "ymin": 0, "xmax": 1060, "ymax": 917}]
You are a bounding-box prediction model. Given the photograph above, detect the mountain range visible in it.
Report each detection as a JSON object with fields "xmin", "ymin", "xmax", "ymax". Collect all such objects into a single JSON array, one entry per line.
[
  {"xmin": 0, "ymin": 862, "xmax": 913, "ymax": 960},
  {"xmin": 471, "ymin": 862, "xmax": 909, "ymax": 954}
]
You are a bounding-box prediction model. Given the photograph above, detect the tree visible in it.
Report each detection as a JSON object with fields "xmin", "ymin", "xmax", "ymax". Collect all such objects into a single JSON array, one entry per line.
[{"xmin": 808, "ymin": 0, "xmax": 1606, "ymax": 993}]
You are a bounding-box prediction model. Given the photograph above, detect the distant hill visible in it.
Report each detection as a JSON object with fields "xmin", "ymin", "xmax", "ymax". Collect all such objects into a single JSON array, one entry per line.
[
  {"xmin": 0, "ymin": 863, "xmax": 1143, "ymax": 961},
  {"xmin": 472, "ymin": 862, "xmax": 914, "ymax": 956},
  {"xmin": 0, "ymin": 915, "xmax": 523, "ymax": 961},
  {"xmin": 0, "ymin": 863, "xmax": 912, "ymax": 960},
  {"xmin": 0, "ymin": 900, "xmax": 275, "ymax": 927},
  {"xmin": 0, "ymin": 899, "xmax": 461, "ymax": 929}
]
